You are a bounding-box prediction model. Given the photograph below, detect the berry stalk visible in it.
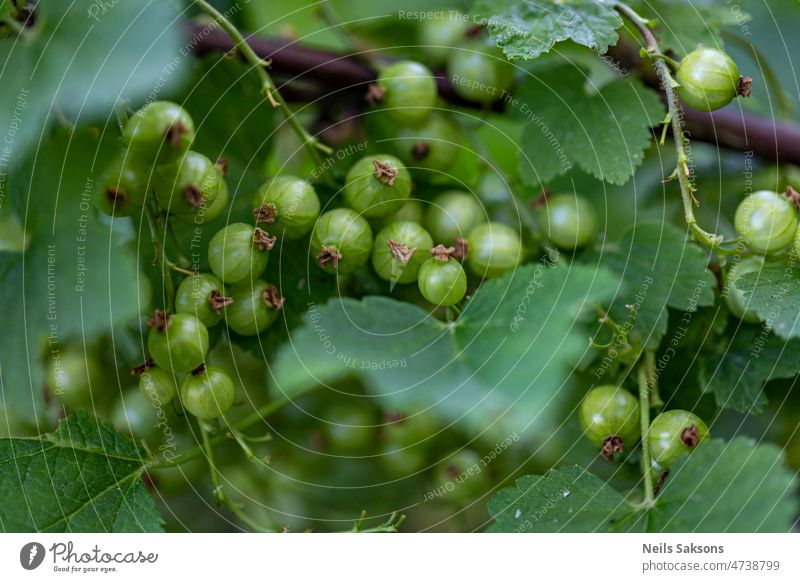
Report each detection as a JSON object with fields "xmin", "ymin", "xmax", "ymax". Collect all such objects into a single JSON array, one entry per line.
[
  {"xmin": 637, "ymin": 350, "xmax": 657, "ymax": 506},
  {"xmin": 613, "ymin": 1, "xmax": 725, "ymax": 251},
  {"xmin": 190, "ymin": 0, "xmax": 335, "ymax": 179}
]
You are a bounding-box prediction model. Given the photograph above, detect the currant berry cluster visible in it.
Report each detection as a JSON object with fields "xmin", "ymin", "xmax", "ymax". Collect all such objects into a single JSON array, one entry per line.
[
  {"xmin": 724, "ymin": 189, "xmax": 800, "ymax": 321},
  {"xmin": 579, "ymin": 385, "xmax": 710, "ymax": 471}
]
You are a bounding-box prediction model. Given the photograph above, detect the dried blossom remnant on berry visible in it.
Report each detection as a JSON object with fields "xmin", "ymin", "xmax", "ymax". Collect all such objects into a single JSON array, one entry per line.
[
  {"xmin": 147, "ymin": 309, "xmax": 171, "ymax": 331},
  {"xmin": 785, "ymin": 186, "xmax": 800, "ymax": 210},
  {"xmin": 253, "ymin": 203, "xmax": 277, "ymax": 225},
  {"xmin": 130, "ymin": 358, "xmax": 154, "ymax": 376},
  {"xmin": 372, "ymin": 159, "xmax": 398, "ymax": 186},
  {"xmin": 215, "ymin": 158, "xmax": 229, "ymax": 177},
  {"xmin": 387, "ymin": 239, "xmax": 417, "ymax": 264},
  {"xmin": 601, "ymin": 435, "xmax": 624, "ymax": 460},
  {"xmin": 262, "ymin": 285, "xmax": 285, "ymax": 310},
  {"xmin": 253, "ymin": 227, "xmax": 277, "ymax": 251},
  {"xmin": 184, "ymin": 184, "xmax": 204, "ymax": 208},
  {"xmin": 681, "ymin": 424, "xmax": 700, "ymax": 448},
  {"xmin": 430, "ymin": 244, "xmax": 455, "ymax": 261},
  {"xmin": 411, "ymin": 142, "xmax": 430, "ymax": 161},
  {"xmin": 166, "ymin": 121, "xmax": 188, "ymax": 148},
  {"xmin": 190, "ymin": 363, "xmax": 207, "ymax": 376},
  {"xmin": 453, "ymin": 237, "xmax": 469, "ymax": 261},
  {"xmin": 737, "ymin": 76, "xmax": 753, "ymax": 98},
  {"xmin": 317, "ymin": 246, "xmax": 342, "ymax": 269},
  {"xmin": 105, "ymin": 188, "xmax": 128, "ymax": 210},
  {"xmin": 365, "ymin": 83, "xmax": 385, "ymax": 105},
  {"xmin": 208, "ymin": 289, "xmax": 234, "ymax": 315}
]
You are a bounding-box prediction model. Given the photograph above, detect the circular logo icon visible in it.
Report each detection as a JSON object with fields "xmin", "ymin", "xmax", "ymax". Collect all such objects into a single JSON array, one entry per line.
[{"xmin": 20, "ymin": 542, "xmax": 46, "ymax": 570}]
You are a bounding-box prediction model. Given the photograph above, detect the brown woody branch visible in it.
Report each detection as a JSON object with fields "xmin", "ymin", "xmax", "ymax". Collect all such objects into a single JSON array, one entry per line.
[{"xmin": 189, "ymin": 23, "xmax": 800, "ymax": 166}]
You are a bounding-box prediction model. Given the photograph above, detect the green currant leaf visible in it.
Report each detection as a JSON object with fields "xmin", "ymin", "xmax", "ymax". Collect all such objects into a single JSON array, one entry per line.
[
  {"xmin": 487, "ymin": 467, "xmax": 645, "ymax": 532},
  {"xmin": 604, "ymin": 223, "xmax": 716, "ymax": 348},
  {"xmin": 272, "ymin": 263, "xmax": 619, "ymax": 441},
  {"xmin": 698, "ymin": 326, "xmax": 800, "ymax": 413},
  {"xmin": 473, "ymin": 0, "xmax": 624, "ymax": 61},
  {"xmin": 0, "ymin": 411, "xmax": 163, "ymax": 532},
  {"xmin": 0, "ymin": 131, "xmax": 144, "ymax": 422},
  {"xmin": 735, "ymin": 265, "xmax": 800, "ymax": 340},
  {"xmin": 515, "ymin": 66, "xmax": 664, "ymax": 186},
  {"xmin": 488, "ymin": 438, "xmax": 797, "ymax": 532},
  {"xmin": 0, "ymin": 0, "xmax": 185, "ymax": 163},
  {"xmin": 649, "ymin": 437, "xmax": 797, "ymax": 532}
]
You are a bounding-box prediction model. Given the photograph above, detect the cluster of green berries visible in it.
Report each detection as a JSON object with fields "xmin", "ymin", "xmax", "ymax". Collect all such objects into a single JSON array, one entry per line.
[
  {"xmin": 725, "ymin": 188, "xmax": 799, "ymax": 321},
  {"xmin": 95, "ymin": 101, "xmax": 227, "ymax": 223},
  {"xmin": 579, "ymin": 385, "xmax": 710, "ymax": 471}
]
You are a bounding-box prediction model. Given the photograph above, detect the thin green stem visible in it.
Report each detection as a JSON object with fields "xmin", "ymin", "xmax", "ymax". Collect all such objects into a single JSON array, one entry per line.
[
  {"xmin": 614, "ymin": 1, "xmax": 725, "ymax": 251},
  {"xmin": 191, "ymin": 0, "xmax": 335, "ymax": 183},
  {"xmin": 637, "ymin": 354, "xmax": 655, "ymax": 506},
  {"xmin": 645, "ymin": 349, "xmax": 663, "ymax": 409},
  {"xmin": 144, "ymin": 203, "xmax": 175, "ymax": 311},
  {"xmin": 1, "ymin": 16, "xmax": 25, "ymax": 36},
  {"xmin": 165, "ymin": 220, "xmax": 192, "ymax": 269},
  {"xmin": 200, "ymin": 420, "xmax": 226, "ymax": 504},
  {"xmin": 348, "ymin": 510, "xmax": 406, "ymax": 533},
  {"xmin": 200, "ymin": 419, "xmax": 270, "ymax": 532},
  {"xmin": 149, "ymin": 383, "xmax": 319, "ymax": 469}
]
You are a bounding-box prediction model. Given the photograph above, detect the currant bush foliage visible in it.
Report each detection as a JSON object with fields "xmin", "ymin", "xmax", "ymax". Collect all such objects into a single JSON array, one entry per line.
[
  {"xmin": 515, "ymin": 67, "xmax": 664, "ymax": 186},
  {"xmin": 274, "ymin": 264, "xmax": 618, "ymax": 441},
  {"xmin": 0, "ymin": 0, "xmax": 798, "ymax": 533},
  {"xmin": 473, "ymin": 0, "xmax": 624, "ymax": 61},
  {"xmin": 489, "ymin": 438, "xmax": 797, "ymax": 532},
  {"xmin": 0, "ymin": 412, "xmax": 162, "ymax": 532}
]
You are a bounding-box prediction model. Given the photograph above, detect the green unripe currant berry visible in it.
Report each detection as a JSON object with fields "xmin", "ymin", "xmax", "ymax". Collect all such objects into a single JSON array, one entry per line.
[
  {"xmin": 175, "ymin": 273, "xmax": 231, "ymax": 328},
  {"xmin": 418, "ymin": 245, "xmax": 467, "ymax": 307},
  {"xmin": 147, "ymin": 310, "xmax": 209, "ymax": 374},
  {"xmin": 224, "ymin": 279, "xmax": 284, "ymax": 336},
  {"xmin": 323, "ymin": 404, "xmax": 375, "ymax": 454},
  {"xmin": 538, "ymin": 193, "xmax": 598, "ymax": 250},
  {"xmin": 372, "ymin": 200, "xmax": 425, "ymax": 230},
  {"xmin": 45, "ymin": 349, "xmax": 103, "ymax": 409},
  {"xmin": 383, "ymin": 410, "xmax": 438, "ymax": 447},
  {"xmin": 180, "ymin": 365, "xmax": 235, "ymax": 420},
  {"xmin": 432, "ymin": 449, "xmax": 489, "ymax": 502},
  {"xmin": 378, "ymin": 442, "xmax": 427, "ymax": 478},
  {"xmin": 343, "ymin": 154, "xmax": 412, "ymax": 218},
  {"xmin": 734, "ymin": 190, "xmax": 798, "ymax": 254},
  {"xmin": 193, "ymin": 177, "xmax": 229, "ymax": 225},
  {"xmin": 476, "ymin": 171, "xmax": 512, "ymax": 206},
  {"xmin": 252, "ymin": 175, "xmax": 321, "ymax": 239},
  {"xmin": 447, "ymin": 39, "xmax": 513, "ymax": 104},
  {"xmin": 724, "ymin": 256, "xmax": 764, "ymax": 323},
  {"xmin": 676, "ymin": 48, "xmax": 746, "ymax": 112},
  {"xmin": 372, "ymin": 221, "xmax": 434, "ymax": 285},
  {"xmin": 154, "ymin": 151, "xmax": 225, "ymax": 215},
  {"xmin": 465, "ymin": 222, "xmax": 522, "ymax": 278},
  {"xmin": 579, "ymin": 385, "xmax": 640, "ymax": 459},
  {"xmin": 418, "ymin": 14, "xmax": 469, "ymax": 66},
  {"xmin": 95, "ymin": 155, "xmax": 149, "ymax": 217},
  {"xmin": 426, "ymin": 190, "xmax": 485, "ymax": 245},
  {"xmin": 123, "ymin": 101, "xmax": 195, "ymax": 164},
  {"xmin": 137, "ymin": 365, "xmax": 178, "ymax": 405},
  {"xmin": 111, "ymin": 388, "xmax": 160, "ymax": 442},
  {"xmin": 208, "ymin": 223, "xmax": 272, "ymax": 284},
  {"xmin": 310, "ymin": 208, "xmax": 373, "ymax": 274},
  {"xmin": 394, "ymin": 113, "xmax": 460, "ymax": 173},
  {"xmin": 376, "ymin": 60, "xmax": 437, "ymax": 125},
  {"xmin": 648, "ymin": 410, "xmax": 710, "ymax": 469}
]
